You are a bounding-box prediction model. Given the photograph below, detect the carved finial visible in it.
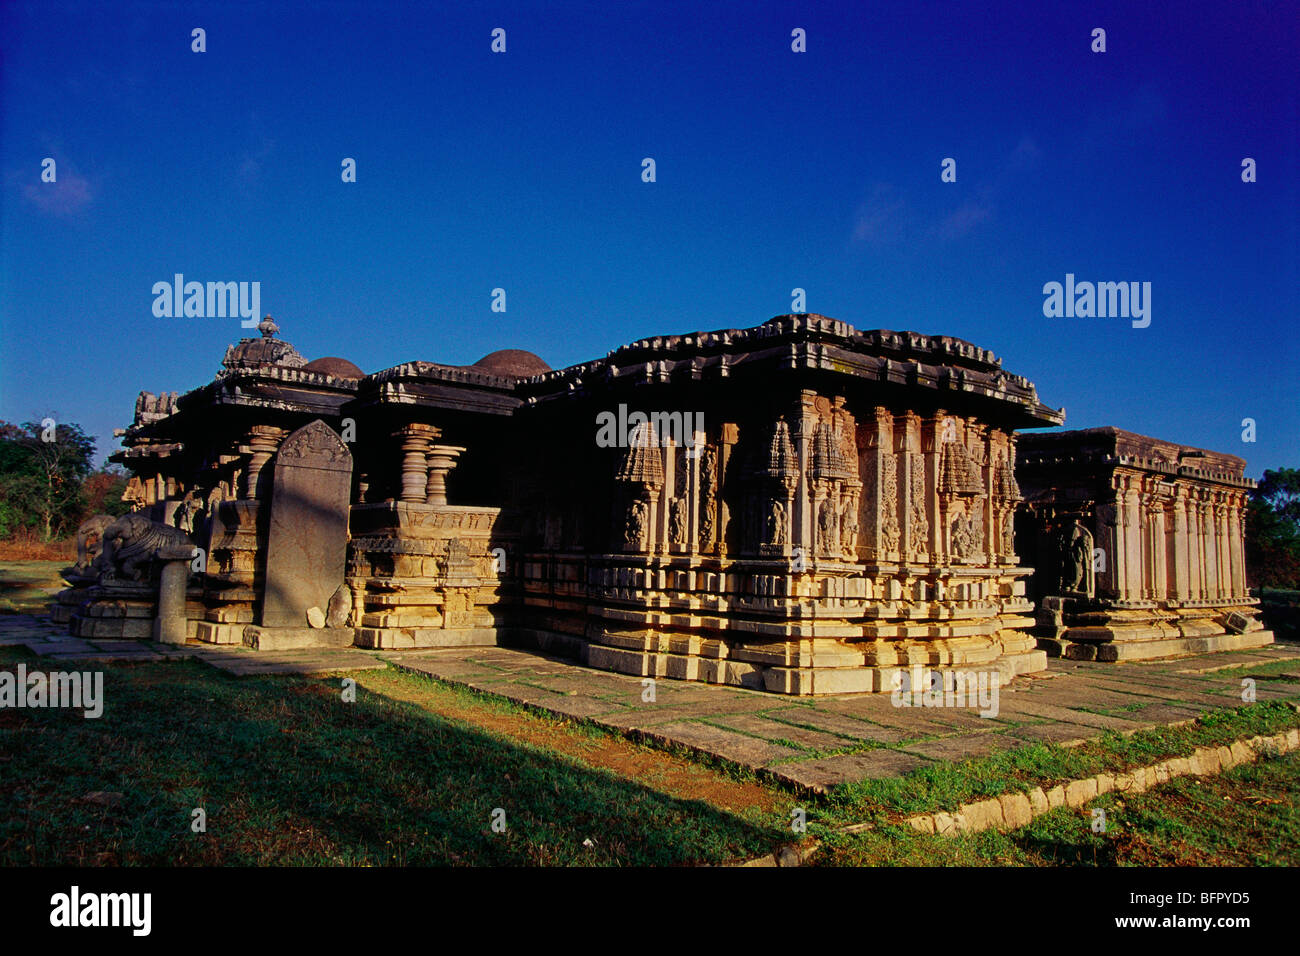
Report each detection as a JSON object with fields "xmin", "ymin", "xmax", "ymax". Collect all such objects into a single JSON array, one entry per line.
[{"xmin": 258, "ymin": 315, "xmax": 279, "ymax": 338}]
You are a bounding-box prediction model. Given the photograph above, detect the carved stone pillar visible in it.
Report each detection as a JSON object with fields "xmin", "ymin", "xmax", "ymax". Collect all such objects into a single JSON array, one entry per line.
[
  {"xmin": 1147, "ymin": 493, "xmax": 1167, "ymax": 602},
  {"xmin": 244, "ymin": 425, "xmax": 288, "ymax": 499},
  {"xmin": 1170, "ymin": 489, "xmax": 1190, "ymax": 602},
  {"xmin": 717, "ymin": 423, "xmax": 739, "ymax": 558},
  {"xmin": 1215, "ymin": 498, "xmax": 1231, "ymax": 600},
  {"xmin": 1187, "ymin": 493, "xmax": 1204, "ymax": 601},
  {"xmin": 1118, "ymin": 478, "xmax": 1143, "ymax": 602},
  {"xmin": 425, "ymin": 444, "xmax": 466, "ymax": 506},
  {"xmin": 1228, "ymin": 493, "xmax": 1246, "ymax": 598},
  {"xmin": 862, "ymin": 408, "xmax": 896, "ymax": 562},
  {"xmin": 1201, "ymin": 495, "xmax": 1218, "ymax": 602},
  {"xmin": 394, "ymin": 424, "xmax": 440, "ymax": 503},
  {"xmin": 895, "ymin": 412, "xmax": 921, "ymax": 561}
]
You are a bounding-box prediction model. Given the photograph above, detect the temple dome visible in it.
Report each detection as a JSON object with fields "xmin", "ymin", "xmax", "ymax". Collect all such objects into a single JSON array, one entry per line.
[
  {"xmin": 303, "ymin": 356, "xmax": 365, "ymax": 379},
  {"xmin": 471, "ymin": 349, "xmax": 550, "ymax": 377}
]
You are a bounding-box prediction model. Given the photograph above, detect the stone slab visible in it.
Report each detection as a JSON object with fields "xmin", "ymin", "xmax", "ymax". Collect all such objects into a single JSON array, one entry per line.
[
  {"xmin": 708, "ymin": 714, "xmax": 850, "ymax": 752},
  {"xmin": 638, "ymin": 721, "xmax": 801, "ymax": 769},
  {"xmin": 770, "ymin": 750, "xmax": 934, "ymax": 791},
  {"xmin": 901, "ymin": 734, "xmax": 1020, "ymax": 762},
  {"xmin": 260, "ymin": 420, "xmax": 352, "ymax": 629},
  {"xmin": 762, "ymin": 706, "xmax": 910, "ymax": 744}
]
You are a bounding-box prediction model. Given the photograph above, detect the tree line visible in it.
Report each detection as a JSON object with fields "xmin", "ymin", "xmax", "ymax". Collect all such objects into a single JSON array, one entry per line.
[{"xmin": 0, "ymin": 420, "xmax": 130, "ymax": 542}]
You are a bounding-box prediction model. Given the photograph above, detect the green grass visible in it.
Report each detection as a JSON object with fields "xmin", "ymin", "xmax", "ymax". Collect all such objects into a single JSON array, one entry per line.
[
  {"xmin": 807, "ymin": 700, "xmax": 1300, "ymax": 831},
  {"xmin": 4, "ymin": 639, "xmax": 1297, "ymax": 867},
  {"xmin": 0, "ymin": 648, "xmax": 790, "ymax": 866},
  {"xmin": 813, "ymin": 751, "xmax": 1300, "ymax": 866}
]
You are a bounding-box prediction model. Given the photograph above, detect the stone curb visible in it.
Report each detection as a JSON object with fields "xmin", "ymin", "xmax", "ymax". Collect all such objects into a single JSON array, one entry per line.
[
  {"xmin": 903, "ymin": 726, "xmax": 1300, "ymax": 837},
  {"xmin": 736, "ymin": 841, "xmax": 822, "ymax": 867}
]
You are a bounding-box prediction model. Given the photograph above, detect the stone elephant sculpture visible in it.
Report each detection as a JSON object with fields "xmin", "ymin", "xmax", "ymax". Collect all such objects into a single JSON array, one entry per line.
[
  {"xmin": 74, "ymin": 514, "xmax": 115, "ymax": 571},
  {"xmin": 98, "ymin": 513, "xmax": 194, "ymax": 582}
]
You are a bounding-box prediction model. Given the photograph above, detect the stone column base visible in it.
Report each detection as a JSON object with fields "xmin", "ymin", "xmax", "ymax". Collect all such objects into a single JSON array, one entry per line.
[
  {"xmin": 581, "ymin": 628, "xmax": 1048, "ymax": 695},
  {"xmin": 354, "ymin": 626, "xmax": 501, "ymax": 650},
  {"xmin": 1043, "ymin": 628, "xmax": 1275, "ymax": 662}
]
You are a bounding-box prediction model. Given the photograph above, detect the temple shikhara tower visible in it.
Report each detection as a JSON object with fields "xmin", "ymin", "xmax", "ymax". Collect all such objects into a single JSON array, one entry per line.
[{"xmin": 52, "ymin": 313, "xmax": 1271, "ymax": 693}]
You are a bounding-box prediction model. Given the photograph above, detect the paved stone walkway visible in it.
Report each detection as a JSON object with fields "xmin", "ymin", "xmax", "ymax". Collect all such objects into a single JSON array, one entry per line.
[
  {"xmin": 376, "ymin": 643, "xmax": 1300, "ymax": 792},
  {"xmin": 4, "ymin": 612, "xmax": 1298, "ymax": 791},
  {"xmin": 0, "ymin": 614, "xmax": 386, "ymax": 675}
]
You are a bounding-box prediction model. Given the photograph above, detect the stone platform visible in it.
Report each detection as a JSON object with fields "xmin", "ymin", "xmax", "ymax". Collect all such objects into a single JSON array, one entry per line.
[{"xmin": 378, "ymin": 639, "xmax": 1300, "ymax": 791}]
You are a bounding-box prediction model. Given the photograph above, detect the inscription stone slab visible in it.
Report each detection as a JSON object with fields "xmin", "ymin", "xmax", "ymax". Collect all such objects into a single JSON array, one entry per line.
[{"xmin": 261, "ymin": 420, "xmax": 353, "ymax": 628}]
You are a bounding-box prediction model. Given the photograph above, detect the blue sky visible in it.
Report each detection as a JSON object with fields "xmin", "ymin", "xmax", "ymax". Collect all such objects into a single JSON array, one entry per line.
[{"xmin": 1, "ymin": 0, "xmax": 1296, "ymax": 475}]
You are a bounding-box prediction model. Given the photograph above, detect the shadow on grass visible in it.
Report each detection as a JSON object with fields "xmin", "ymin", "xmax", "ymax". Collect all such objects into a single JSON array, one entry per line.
[{"xmin": 0, "ymin": 649, "xmax": 788, "ymax": 866}]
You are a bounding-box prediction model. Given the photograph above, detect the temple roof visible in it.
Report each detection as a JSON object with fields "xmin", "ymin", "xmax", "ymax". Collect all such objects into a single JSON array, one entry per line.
[
  {"xmin": 471, "ymin": 349, "xmax": 551, "ymax": 377},
  {"xmin": 220, "ymin": 316, "xmax": 306, "ymax": 372},
  {"xmin": 303, "ymin": 356, "xmax": 365, "ymax": 379},
  {"xmin": 1018, "ymin": 427, "xmax": 1252, "ymax": 486}
]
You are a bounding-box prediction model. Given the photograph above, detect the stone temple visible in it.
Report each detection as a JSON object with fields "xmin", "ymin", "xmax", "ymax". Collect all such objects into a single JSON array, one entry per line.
[{"xmin": 52, "ymin": 313, "xmax": 1272, "ymax": 694}]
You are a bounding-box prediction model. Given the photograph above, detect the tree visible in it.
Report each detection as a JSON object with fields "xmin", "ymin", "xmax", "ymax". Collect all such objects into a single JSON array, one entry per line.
[
  {"xmin": 1245, "ymin": 467, "xmax": 1300, "ymax": 590},
  {"xmin": 81, "ymin": 466, "xmax": 132, "ymax": 519},
  {"xmin": 0, "ymin": 420, "xmax": 96, "ymax": 541}
]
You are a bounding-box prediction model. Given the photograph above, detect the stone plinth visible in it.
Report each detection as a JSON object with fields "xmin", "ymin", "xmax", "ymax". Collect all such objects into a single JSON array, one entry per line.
[{"xmin": 347, "ymin": 501, "xmax": 518, "ymax": 649}]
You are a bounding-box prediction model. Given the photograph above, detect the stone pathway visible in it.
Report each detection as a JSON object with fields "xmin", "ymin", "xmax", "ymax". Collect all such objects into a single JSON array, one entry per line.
[
  {"xmin": 0, "ymin": 614, "xmax": 386, "ymax": 675},
  {"xmin": 377, "ymin": 643, "xmax": 1300, "ymax": 792},
  {"xmin": 4, "ymin": 612, "xmax": 1298, "ymax": 792}
]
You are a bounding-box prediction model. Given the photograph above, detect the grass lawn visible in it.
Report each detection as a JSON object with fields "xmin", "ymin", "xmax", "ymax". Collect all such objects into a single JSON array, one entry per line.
[
  {"xmin": 0, "ymin": 648, "xmax": 794, "ymax": 866},
  {"xmin": 813, "ymin": 751, "xmax": 1300, "ymax": 866},
  {"xmin": 2, "ymin": 643, "xmax": 1297, "ymax": 866}
]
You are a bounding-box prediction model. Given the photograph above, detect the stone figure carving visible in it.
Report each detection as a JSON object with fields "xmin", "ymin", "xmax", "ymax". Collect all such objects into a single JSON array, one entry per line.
[
  {"xmin": 698, "ymin": 446, "xmax": 717, "ymax": 548},
  {"xmin": 669, "ymin": 497, "xmax": 688, "ymax": 547},
  {"xmin": 909, "ymin": 452, "xmax": 929, "ymax": 556},
  {"xmin": 277, "ymin": 419, "xmax": 347, "ymax": 463},
  {"xmin": 99, "ymin": 513, "xmax": 194, "ymax": 582},
  {"xmin": 1001, "ymin": 513, "xmax": 1015, "ymax": 556},
  {"xmin": 74, "ymin": 515, "xmax": 115, "ymax": 572},
  {"xmin": 1059, "ymin": 522, "xmax": 1094, "ymax": 595},
  {"xmin": 880, "ymin": 454, "xmax": 900, "ymax": 552},
  {"xmin": 174, "ymin": 492, "xmax": 201, "ymax": 534},
  {"xmin": 766, "ymin": 499, "xmax": 787, "ymax": 547},
  {"xmin": 700, "ymin": 446, "xmax": 717, "ymax": 489},
  {"xmin": 840, "ymin": 501, "xmax": 859, "ymax": 557},
  {"xmin": 950, "ymin": 510, "xmax": 984, "ymax": 560},
  {"xmin": 625, "ymin": 499, "xmax": 649, "ymax": 549},
  {"xmin": 818, "ymin": 499, "xmax": 838, "ymax": 554}
]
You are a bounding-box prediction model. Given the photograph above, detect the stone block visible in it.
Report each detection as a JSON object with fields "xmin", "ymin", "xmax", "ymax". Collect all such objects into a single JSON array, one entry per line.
[
  {"xmin": 1064, "ymin": 778, "xmax": 1097, "ymax": 807},
  {"xmin": 1027, "ymin": 788, "xmax": 1049, "ymax": 814},
  {"xmin": 997, "ymin": 792, "xmax": 1033, "ymax": 829}
]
